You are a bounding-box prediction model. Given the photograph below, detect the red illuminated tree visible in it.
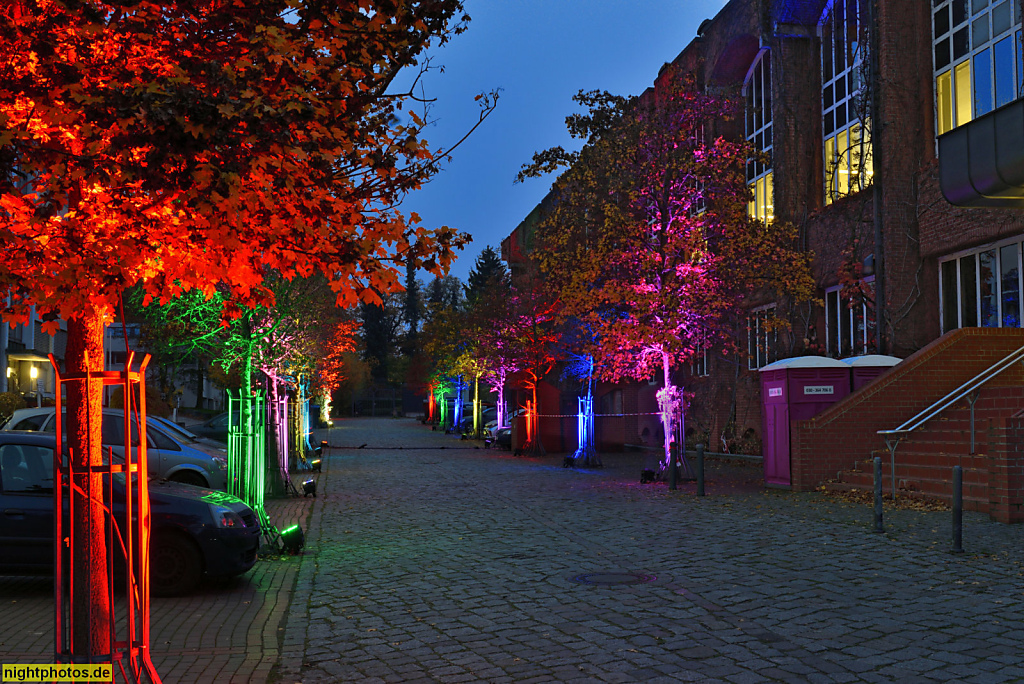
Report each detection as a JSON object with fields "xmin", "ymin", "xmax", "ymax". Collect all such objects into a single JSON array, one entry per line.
[
  {"xmin": 521, "ymin": 68, "xmax": 813, "ymax": 471},
  {"xmin": 503, "ymin": 282, "xmax": 559, "ymax": 455},
  {"xmin": 0, "ymin": 1, "xmax": 488, "ymax": 655},
  {"xmin": 317, "ymin": 320, "xmax": 360, "ymax": 405}
]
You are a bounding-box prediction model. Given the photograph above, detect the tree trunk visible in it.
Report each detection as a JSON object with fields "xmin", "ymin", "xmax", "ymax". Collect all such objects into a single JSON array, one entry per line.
[
  {"xmin": 473, "ymin": 375, "xmax": 480, "ymax": 438},
  {"xmin": 662, "ymin": 351, "xmax": 673, "ymax": 470},
  {"xmin": 65, "ymin": 310, "xmax": 111, "ymax": 655},
  {"xmin": 266, "ymin": 373, "xmax": 284, "ymax": 498},
  {"xmin": 496, "ymin": 371, "xmax": 506, "ymax": 428},
  {"xmin": 525, "ymin": 382, "xmax": 546, "ymax": 456},
  {"xmin": 193, "ymin": 364, "xmax": 205, "ymax": 410}
]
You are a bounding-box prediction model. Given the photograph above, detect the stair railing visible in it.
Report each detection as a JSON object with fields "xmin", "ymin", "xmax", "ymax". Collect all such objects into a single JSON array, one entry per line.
[{"xmin": 877, "ymin": 343, "xmax": 1024, "ymax": 500}]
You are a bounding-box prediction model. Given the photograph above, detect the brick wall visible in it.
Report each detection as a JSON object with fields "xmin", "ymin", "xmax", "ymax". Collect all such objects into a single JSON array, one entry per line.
[
  {"xmin": 987, "ymin": 415, "xmax": 1024, "ymax": 523},
  {"xmin": 790, "ymin": 327, "xmax": 1024, "ymax": 492},
  {"xmin": 499, "ymin": 0, "xmax": 1024, "ymax": 467}
]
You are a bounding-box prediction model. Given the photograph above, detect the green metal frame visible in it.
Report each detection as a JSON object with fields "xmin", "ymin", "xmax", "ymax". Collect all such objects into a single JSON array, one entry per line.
[{"xmin": 227, "ymin": 390, "xmax": 273, "ymax": 536}]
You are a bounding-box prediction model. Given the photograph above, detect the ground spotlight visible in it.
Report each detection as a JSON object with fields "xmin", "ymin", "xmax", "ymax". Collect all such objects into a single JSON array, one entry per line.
[
  {"xmin": 279, "ymin": 524, "xmax": 305, "ymax": 554},
  {"xmin": 302, "ymin": 478, "xmax": 317, "ymax": 498},
  {"xmin": 310, "ymin": 458, "xmax": 322, "ymax": 473}
]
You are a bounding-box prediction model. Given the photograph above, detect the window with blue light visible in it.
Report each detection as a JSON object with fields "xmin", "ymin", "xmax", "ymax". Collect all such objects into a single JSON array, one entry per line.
[
  {"xmin": 933, "ymin": 0, "xmax": 1023, "ymax": 136},
  {"xmin": 940, "ymin": 237, "xmax": 1024, "ymax": 332}
]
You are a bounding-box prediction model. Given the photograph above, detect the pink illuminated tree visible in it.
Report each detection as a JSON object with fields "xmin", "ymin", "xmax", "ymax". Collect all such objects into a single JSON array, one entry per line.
[{"xmin": 520, "ymin": 67, "xmax": 814, "ymax": 472}]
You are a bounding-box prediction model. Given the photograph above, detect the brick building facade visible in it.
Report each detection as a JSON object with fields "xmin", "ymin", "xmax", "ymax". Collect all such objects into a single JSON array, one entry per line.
[{"xmin": 503, "ymin": 0, "xmax": 1024, "ymax": 494}]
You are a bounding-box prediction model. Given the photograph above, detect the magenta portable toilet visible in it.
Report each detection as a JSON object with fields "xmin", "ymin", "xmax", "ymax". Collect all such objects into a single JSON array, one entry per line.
[
  {"xmin": 759, "ymin": 357, "xmax": 851, "ymax": 487},
  {"xmin": 842, "ymin": 355, "xmax": 902, "ymax": 391}
]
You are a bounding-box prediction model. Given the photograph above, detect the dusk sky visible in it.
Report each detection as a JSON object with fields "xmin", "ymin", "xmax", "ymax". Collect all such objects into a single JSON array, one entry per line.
[{"xmin": 399, "ymin": 0, "xmax": 731, "ymax": 282}]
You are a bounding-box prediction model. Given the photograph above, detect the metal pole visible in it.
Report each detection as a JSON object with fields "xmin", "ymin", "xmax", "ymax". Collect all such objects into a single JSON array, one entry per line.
[
  {"xmin": 696, "ymin": 444, "xmax": 705, "ymax": 497},
  {"xmin": 668, "ymin": 447, "xmax": 678, "ymax": 490},
  {"xmin": 952, "ymin": 465, "xmax": 964, "ymax": 553},
  {"xmin": 886, "ymin": 438, "xmax": 899, "ymax": 501},
  {"xmin": 873, "ymin": 456, "xmax": 884, "ymax": 533}
]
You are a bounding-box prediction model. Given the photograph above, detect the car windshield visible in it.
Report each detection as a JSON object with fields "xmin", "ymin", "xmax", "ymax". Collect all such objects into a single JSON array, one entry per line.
[
  {"xmin": 0, "ymin": 443, "xmax": 54, "ymax": 493},
  {"xmin": 151, "ymin": 417, "xmax": 198, "ymax": 442}
]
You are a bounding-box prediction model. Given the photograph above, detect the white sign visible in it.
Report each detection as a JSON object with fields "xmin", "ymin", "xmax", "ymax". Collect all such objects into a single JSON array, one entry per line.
[
  {"xmin": 767, "ymin": 387, "xmax": 783, "ymax": 398},
  {"xmin": 803, "ymin": 385, "xmax": 834, "ymax": 396}
]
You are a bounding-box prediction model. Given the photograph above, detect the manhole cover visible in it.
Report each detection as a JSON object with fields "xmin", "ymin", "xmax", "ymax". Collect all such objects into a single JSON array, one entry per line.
[{"xmin": 568, "ymin": 572, "xmax": 657, "ymax": 586}]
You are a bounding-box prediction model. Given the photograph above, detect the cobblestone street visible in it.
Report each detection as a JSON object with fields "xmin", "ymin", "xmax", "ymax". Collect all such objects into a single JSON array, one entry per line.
[
  {"xmin": 3, "ymin": 417, "xmax": 1023, "ymax": 682},
  {"xmin": 277, "ymin": 418, "xmax": 1024, "ymax": 683}
]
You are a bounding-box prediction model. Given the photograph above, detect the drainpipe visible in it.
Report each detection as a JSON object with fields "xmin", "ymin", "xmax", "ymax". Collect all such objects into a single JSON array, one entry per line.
[{"xmin": 868, "ymin": 0, "xmax": 887, "ymax": 354}]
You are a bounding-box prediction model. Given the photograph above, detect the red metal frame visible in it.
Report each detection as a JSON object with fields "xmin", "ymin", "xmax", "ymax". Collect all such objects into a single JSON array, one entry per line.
[{"xmin": 50, "ymin": 352, "xmax": 162, "ymax": 683}]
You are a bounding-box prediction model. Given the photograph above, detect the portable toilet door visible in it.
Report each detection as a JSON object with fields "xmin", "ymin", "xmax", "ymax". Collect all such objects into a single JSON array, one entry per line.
[
  {"xmin": 760, "ymin": 367, "xmax": 790, "ymax": 486},
  {"xmin": 759, "ymin": 356, "xmax": 852, "ymax": 487}
]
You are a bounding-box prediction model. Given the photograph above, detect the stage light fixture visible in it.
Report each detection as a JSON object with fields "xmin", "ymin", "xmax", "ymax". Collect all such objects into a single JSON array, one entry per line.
[
  {"xmin": 279, "ymin": 524, "xmax": 305, "ymax": 554},
  {"xmin": 302, "ymin": 478, "xmax": 316, "ymax": 498},
  {"xmin": 310, "ymin": 458, "xmax": 322, "ymax": 473}
]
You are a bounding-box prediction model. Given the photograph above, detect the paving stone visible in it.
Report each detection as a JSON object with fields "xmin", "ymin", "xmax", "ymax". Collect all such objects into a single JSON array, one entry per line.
[{"xmin": 11, "ymin": 417, "xmax": 1024, "ymax": 682}]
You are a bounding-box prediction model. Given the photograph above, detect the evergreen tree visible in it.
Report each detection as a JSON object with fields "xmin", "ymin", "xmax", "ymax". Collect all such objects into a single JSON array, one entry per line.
[
  {"xmin": 464, "ymin": 246, "xmax": 508, "ymax": 303},
  {"xmin": 360, "ymin": 295, "xmax": 403, "ymax": 383},
  {"xmin": 426, "ymin": 275, "xmax": 464, "ymax": 319},
  {"xmin": 402, "ymin": 261, "xmax": 422, "ymax": 356}
]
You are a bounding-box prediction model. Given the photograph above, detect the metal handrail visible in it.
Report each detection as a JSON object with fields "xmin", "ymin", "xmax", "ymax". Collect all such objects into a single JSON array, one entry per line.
[{"xmin": 876, "ymin": 342, "xmax": 1024, "ymax": 499}]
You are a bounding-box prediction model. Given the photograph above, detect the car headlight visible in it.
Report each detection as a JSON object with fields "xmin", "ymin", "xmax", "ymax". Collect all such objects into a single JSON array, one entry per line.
[
  {"xmin": 213, "ymin": 455, "xmax": 228, "ymax": 471},
  {"xmin": 209, "ymin": 504, "xmax": 245, "ymax": 528}
]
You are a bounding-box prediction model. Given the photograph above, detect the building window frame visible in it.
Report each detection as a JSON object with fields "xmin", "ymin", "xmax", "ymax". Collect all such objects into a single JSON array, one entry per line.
[
  {"xmin": 939, "ymin": 235, "xmax": 1024, "ymax": 332},
  {"xmin": 821, "ymin": 0, "xmax": 873, "ymax": 204},
  {"xmin": 932, "ymin": 0, "xmax": 1024, "ymax": 138},
  {"xmin": 824, "ymin": 276, "xmax": 876, "ymax": 358},
  {"xmin": 691, "ymin": 328, "xmax": 710, "ymax": 377},
  {"xmin": 747, "ymin": 305, "xmax": 778, "ymax": 370},
  {"xmin": 744, "ymin": 48, "xmax": 774, "ymax": 223}
]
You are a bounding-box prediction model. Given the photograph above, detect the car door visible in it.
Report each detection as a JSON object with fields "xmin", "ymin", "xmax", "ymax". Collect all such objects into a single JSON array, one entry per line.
[
  {"xmin": 99, "ymin": 414, "xmax": 164, "ymax": 479},
  {"xmin": 0, "ymin": 442, "xmax": 55, "ymax": 569},
  {"xmin": 147, "ymin": 424, "xmax": 181, "ymax": 479}
]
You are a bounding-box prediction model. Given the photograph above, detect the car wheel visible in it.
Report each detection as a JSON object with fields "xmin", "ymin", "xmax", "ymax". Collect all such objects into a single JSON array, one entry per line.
[
  {"xmin": 169, "ymin": 470, "xmax": 208, "ymax": 488},
  {"xmin": 151, "ymin": 534, "xmax": 203, "ymax": 597}
]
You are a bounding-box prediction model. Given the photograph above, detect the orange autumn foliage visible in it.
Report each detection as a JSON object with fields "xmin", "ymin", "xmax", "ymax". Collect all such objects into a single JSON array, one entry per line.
[
  {"xmin": 0, "ymin": 0, "xmax": 477, "ymax": 655},
  {"xmin": 0, "ymin": 1, "xmax": 472, "ymax": 327}
]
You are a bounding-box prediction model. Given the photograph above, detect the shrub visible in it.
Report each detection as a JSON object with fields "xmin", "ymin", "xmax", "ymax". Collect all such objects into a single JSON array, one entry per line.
[{"xmin": 0, "ymin": 391, "xmax": 27, "ymax": 425}]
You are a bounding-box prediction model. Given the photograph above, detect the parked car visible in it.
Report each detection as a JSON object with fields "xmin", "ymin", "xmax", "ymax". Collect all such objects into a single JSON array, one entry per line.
[
  {"xmin": 189, "ymin": 411, "xmax": 237, "ymax": 444},
  {"xmin": 2, "ymin": 407, "xmax": 228, "ymax": 489},
  {"xmin": 0, "ymin": 432, "xmax": 260, "ymax": 595},
  {"xmin": 457, "ymin": 406, "xmax": 497, "ymax": 432},
  {"xmin": 484, "ymin": 408, "xmax": 525, "ymax": 436},
  {"xmin": 490, "ymin": 426, "xmax": 512, "ymax": 450},
  {"xmin": 150, "ymin": 416, "xmax": 229, "ymax": 452}
]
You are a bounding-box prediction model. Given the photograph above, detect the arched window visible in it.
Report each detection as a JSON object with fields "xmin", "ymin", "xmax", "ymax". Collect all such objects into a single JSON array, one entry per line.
[
  {"xmin": 821, "ymin": 0, "xmax": 873, "ymax": 204},
  {"xmin": 744, "ymin": 48, "xmax": 773, "ymax": 222}
]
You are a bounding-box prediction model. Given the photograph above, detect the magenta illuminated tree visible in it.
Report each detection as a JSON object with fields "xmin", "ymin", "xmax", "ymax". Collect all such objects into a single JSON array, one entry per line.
[
  {"xmin": 467, "ymin": 277, "xmax": 517, "ymax": 430},
  {"xmin": 521, "ymin": 68, "xmax": 813, "ymax": 472}
]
